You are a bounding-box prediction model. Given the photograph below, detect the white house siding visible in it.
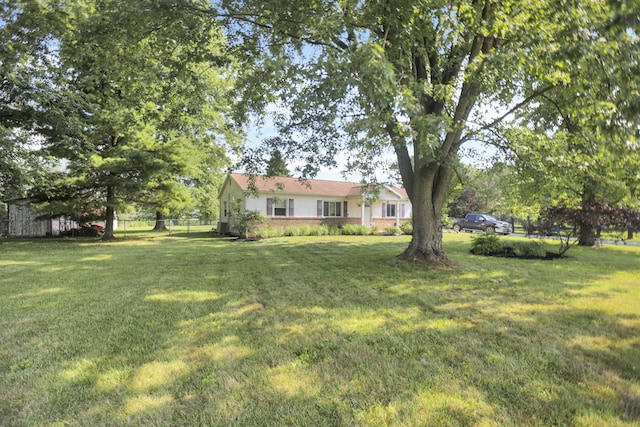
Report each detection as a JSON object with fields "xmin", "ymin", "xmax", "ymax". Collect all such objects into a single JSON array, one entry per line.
[
  {"xmin": 217, "ymin": 178, "xmax": 245, "ymax": 233},
  {"xmin": 217, "ymin": 173, "xmax": 413, "ymax": 233},
  {"xmin": 370, "ymin": 201, "xmax": 411, "ymax": 227},
  {"xmin": 246, "ymin": 194, "xmax": 348, "ymax": 219},
  {"xmin": 358, "ymin": 189, "xmax": 412, "ymax": 227},
  {"xmin": 241, "ymin": 194, "xmax": 411, "ymax": 228}
]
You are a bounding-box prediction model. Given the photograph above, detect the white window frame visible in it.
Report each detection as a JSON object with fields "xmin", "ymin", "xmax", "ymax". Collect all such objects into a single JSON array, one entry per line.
[
  {"xmin": 273, "ymin": 198, "xmax": 287, "ymax": 216},
  {"xmin": 323, "ymin": 201, "xmax": 342, "ymax": 217},
  {"xmin": 386, "ymin": 203, "xmax": 396, "ymax": 218}
]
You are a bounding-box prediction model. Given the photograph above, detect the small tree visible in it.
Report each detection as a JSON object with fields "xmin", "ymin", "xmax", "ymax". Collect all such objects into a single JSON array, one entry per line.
[
  {"xmin": 266, "ymin": 149, "xmax": 291, "ymax": 177},
  {"xmin": 541, "ymin": 204, "xmax": 640, "ymax": 256},
  {"xmin": 236, "ymin": 210, "xmax": 268, "ymax": 239}
]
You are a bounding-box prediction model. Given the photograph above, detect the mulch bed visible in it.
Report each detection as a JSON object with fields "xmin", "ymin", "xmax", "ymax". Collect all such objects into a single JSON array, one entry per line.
[
  {"xmin": 477, "ymin": 247, "xmax": 564, "ymax": 260},
  {"xmin": 230, "ymin": 237, "xmax": 262, "ymax": 242}
]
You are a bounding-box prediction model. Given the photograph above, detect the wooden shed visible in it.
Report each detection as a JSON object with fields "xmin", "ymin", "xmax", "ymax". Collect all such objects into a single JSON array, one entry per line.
[{"xmin": 4, "ymin": 199, "xmax": 78, "ymax": 238}]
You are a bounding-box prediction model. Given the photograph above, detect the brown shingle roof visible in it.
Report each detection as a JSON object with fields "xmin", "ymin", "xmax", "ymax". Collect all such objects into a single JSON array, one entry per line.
[{"xmin": 229, "ymin": 173, "xmax": 408, "ymax": 199}]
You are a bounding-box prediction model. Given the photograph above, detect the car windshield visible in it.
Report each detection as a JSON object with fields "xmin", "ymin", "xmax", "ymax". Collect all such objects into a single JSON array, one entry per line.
[{"xmin": 483, "ymin": 215, "xmax": 497, "ymax": 221}]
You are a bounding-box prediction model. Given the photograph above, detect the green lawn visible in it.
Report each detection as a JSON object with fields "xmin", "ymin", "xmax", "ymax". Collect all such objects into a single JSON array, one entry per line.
[{"xmin": 1, "ymin": 231, "xmax": 639, "ymax": 426}]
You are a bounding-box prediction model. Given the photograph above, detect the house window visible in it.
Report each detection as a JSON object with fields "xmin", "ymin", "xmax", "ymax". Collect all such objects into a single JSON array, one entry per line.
[
  {"xmin": 323, "ymin": 201, "xmax": 342, "ymax": 217},
  {"xmin": 223, "ymin": 201, "xmax": 228, "ymax": 217},
  {"xmin": 386, "ymin": 203, "xmax": 396, "ymax": 217},
  {"xmin": 274, "ymin": 199, "xmax": 287, "ymax": 216}
]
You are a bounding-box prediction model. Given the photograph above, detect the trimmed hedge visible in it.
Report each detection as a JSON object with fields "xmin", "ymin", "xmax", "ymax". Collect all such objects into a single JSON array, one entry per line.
[{"xmin": 471, "ymin": 233, "xmax": 555, "ymax": 259}]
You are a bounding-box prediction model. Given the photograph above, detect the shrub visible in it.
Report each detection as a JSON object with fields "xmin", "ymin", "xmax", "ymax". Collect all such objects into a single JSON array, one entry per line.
[
  {"xmin": 266, "ymin": 227, "xmax": 284, "ymax": 238},
  {"xmin": 328, "ymin": 226, "xmax": 342, "ymax": 235},
  {"xmin": 251, "ymin": 223, "xmax": 383, "ymax": 238},
  {"xmin": 509, "ymin": 240, "xmax": 547, "ymax": 258},
  {"xmin": 384, "ymin": 226, "xmax": 402, "ymax": 236},
  {"xmin": 309, "ymin": 225, "xmax": 329, "ymax": 236},
  {"xmin": 236, "ymin": 210, "xmax": 268, "ymax": 238},
  {"xmin": 255, "ymin": 228, "xmax": 268, "ymax": 239},
  {"xmin": 441, "ymin": 216, "xmax": 453, "ymax": 229},
  {"xmin": 340, "ymin": 224, "xmax": 359, "ymax": 235},
  {"xmin": 400, "ymin": 221, "xmax": 413, "ymax": 235},
  {"xmin": 299, "ymin": 225, "xmax": 312, "ymax": 236},
  {"xmin": 471, "ymin": 236, "xmax": 549, "ymax": 259},
  {"xmin": 470, "ymin": 233, "xmax": 503, "ymax": 255},
  {"xmin": 342, "ymin": 224, "xmax": 376, "ymax": 235}
]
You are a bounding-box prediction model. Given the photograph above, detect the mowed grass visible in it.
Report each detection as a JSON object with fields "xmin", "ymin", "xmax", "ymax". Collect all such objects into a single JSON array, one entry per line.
[{"xmin": 1, "ymin": 230, "xmax": 639, "ymax": 426}]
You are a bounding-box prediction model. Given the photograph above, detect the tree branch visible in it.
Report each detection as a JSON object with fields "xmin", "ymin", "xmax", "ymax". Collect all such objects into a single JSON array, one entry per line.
[
  {"xmin": 186, "ymin": 5, "xmax": 347, "ymax": 51},
  {"xmin": 459, "ymin": 84, "xmax": 557, "ymax": 145},
  {"xmin": 385, "ymin": 121, "xmax": 414, "ymax": 199}
]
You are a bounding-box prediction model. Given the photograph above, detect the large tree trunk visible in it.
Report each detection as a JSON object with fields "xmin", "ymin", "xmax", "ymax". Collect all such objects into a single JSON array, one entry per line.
[
  {"xmin": 387, "ymin": 14, "xmax": 488, "ymax": 264},
  {"xmin": 578, "ymin": 224, "xmax": 597, "ymax": 246},
  {"xmin": 398, "ymin": 165, "xmax": 452, "ymax": 265},
  {"xmin": 102, "ymin": 184, "xmax": 116, "ymax": 241},
  {"xmin": 577, "ymin": 182, "xmax": 597, "ymax": 246},
  {"xmin": 153, "ymin": 210, "xmax": 167, "ymax": 231}
]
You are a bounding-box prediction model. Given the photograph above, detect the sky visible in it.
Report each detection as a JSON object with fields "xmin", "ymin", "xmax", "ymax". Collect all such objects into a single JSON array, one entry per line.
[
  {"xmin": 245, "ymin": 110, "xmax": 500, "ymax": 185},
  {"xmin": 244, "ymin": 111, "xmax": 366, "ymax": 182}
]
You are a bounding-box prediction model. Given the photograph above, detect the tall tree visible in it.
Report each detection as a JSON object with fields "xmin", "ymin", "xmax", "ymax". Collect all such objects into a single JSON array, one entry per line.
[
  {"xmin": 0, "ymin": 0, "xmax": 63, "ymax": 201},
  {"xmin": 446, "ymin": 163, "xmax": 510, "ymax": 220},
  {"xmin": 502, "ymin": 2, "xmax": 640, "ymax": 246},
  {"xmin": 189, "ymin": 170, "xmax": 227, "ymax": 225},
  {"xmin": 205, "ymin": 0, "xmax": 627, "ymax": 264},
  {"xmin": 266, "ymin": 149, "xmax": 291, "ymax": 177},
  {"xmin": 29, "ymin": 0, "xmax": 241, "ymax": 239}
]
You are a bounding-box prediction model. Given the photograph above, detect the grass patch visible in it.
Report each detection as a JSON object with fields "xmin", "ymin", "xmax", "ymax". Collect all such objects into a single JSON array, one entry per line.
[{"xmin": 1, "ymin": 232, "xmax": 639, "ymax": 426}]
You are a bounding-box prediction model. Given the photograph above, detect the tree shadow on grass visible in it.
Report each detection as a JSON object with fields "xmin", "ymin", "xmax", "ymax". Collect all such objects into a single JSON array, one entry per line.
[{"xmin": 2, "ymin": 236, "xmax": 639, "ymax": 425}]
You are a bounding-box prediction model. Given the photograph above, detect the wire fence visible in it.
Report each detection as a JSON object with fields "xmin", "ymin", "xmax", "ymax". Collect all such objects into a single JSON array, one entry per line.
[
  {"xmin": 118, "ymin": 219, "xmax": 214, "ymax": 236},
  {"xmin": 2, "ymin": 218, "xmax": 214, "ymax": 238},
  {"xmin": 121, "ymin": 218, "xmax": 212, "ymax": 227}
]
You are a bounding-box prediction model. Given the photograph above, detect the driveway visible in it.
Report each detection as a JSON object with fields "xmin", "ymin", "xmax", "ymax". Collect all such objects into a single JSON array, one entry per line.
[{"xmin": 515, "ymin": 233, "xmax": 640, "ymax": 247}]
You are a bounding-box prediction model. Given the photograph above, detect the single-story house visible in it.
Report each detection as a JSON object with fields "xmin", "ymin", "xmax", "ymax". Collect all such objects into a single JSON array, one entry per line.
[{"xmin": 217, "ymin": 173, "xmax": 412, "ymax": 234}]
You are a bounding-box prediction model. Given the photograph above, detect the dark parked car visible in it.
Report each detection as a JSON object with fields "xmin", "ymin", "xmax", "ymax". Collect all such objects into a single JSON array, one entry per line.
[{"xmin": 452, "ymin": 213, "xmax": 512, "ymax": 235}]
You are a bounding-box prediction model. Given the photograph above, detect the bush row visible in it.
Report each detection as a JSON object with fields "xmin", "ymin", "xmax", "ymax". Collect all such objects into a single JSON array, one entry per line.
[
  {"xmin": 470, "ymin": 233, "xmax": 548, "ymax": 258},
  {"xmin": 383, "ymin": 222, "xmax": 413, "ymax": 236},
  {"xmin": 254, "ymin": 222, "xmax": 413, "ymax": 239}
]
